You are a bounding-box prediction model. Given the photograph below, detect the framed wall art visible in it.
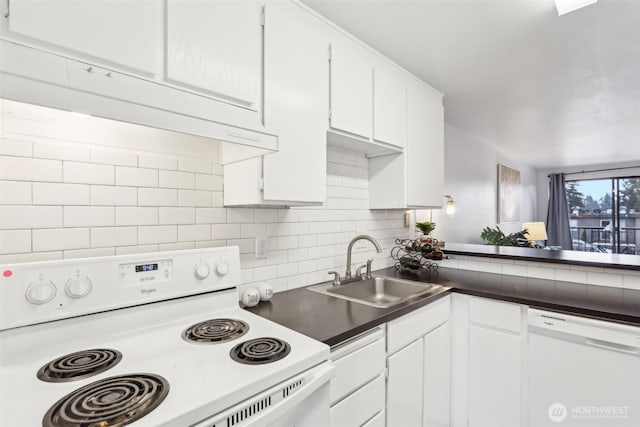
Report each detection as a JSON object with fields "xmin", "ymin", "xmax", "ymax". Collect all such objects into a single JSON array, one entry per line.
[{"xmin": 498, "ymin": 164, "xmax": 520, "ymax": 223}]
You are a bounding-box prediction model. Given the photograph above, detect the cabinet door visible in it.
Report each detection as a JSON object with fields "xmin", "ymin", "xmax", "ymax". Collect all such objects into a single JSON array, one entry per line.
[
  {"xmin": 373, "ymin": 61, "xmax": 406, "ymax": 148},
  {"xmin": 468, "ymin": 325, "xmax": 522, "ymax": 427},
  {"xmin": 329, "ymin": 34, "xmax": 372, "ymax": 139},
  {"xmin": 4, "ymin": 0, "xmax": 162, "ymax": 76},
  {"xmin": 387, "ymin": 339, "xmax": 423, "ymax": 427},
  {"xmin": 406, "ymin": 81, "xmax": 444, "ymax": 207},
  {"xmin": 166, "ymin": 0, "xmax": 261, "ymax": 107},
  {"xmin": 424, "ymin": 321, "xmax": 451, "ymax": 427},
  {"xmin": 261, "ymin": 0, "xmax": 327, "ymax": 203}
]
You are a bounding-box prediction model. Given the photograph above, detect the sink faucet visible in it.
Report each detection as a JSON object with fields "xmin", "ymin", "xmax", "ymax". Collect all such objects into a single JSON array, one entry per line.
[{"xmin": 345, "ymin": 235, "xmax": 382, "ymax": 280}]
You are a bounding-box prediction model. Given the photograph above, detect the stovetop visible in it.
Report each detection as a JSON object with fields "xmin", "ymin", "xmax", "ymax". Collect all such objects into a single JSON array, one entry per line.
[{"xmin": 0, "ymin": 248, "xmax": 329, "ymax": 426}]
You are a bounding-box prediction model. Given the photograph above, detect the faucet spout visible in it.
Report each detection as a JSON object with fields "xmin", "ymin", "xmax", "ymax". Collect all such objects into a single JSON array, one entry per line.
[{"xmin": 345, "ymin": 235, "xmax": 382, "ymax": 280}]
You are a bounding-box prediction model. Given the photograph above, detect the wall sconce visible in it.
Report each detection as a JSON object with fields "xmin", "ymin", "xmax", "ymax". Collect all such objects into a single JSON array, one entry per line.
[
  {"xmin": 443, "ymin": 195, "xmax": 458, "ymax": 217},
  {"xmin": 522, "ymin": 222, "xmax": 548, "ymax": 247}
]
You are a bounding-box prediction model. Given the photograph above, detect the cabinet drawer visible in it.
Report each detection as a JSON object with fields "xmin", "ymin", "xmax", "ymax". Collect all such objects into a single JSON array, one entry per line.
[
  {"xmin": 387, "ymin": 295, "xmax": 450, "ymax": 354},
  {"xmin": 330, "ymin": 330, "xmax": 385, "ymax": 404},
  {"xmin": 330, "ymin": 375, "xmax": 385, "ymax": 427},
  {"xmin": 469, "ymin": 296, "xmax": 522, "ymax": 334}
]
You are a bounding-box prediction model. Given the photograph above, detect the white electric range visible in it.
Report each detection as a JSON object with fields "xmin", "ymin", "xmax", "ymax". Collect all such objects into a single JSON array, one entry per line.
[{"xmin": 0, "ymin": 247, "xmax": 333, "ymax": 427}]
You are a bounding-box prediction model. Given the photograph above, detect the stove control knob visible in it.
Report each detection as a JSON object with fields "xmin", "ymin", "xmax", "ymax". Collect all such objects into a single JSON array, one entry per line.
[
  {"xmin": 25, "ymin": 281, "xmax": 57, "ymax": 305},
  {"xmin": 65, "ymin": 277, "xmax": 92, "ymax": 299},
  {"xmin": 193, "ymin": 262, "xmax": 210, "ymax": 280},
  {"xmin": 215, "ymin": 260, "xmax": 229, "ymax": 277}
]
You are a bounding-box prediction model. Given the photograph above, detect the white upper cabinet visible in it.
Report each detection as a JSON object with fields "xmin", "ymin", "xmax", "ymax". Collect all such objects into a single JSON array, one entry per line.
[
  {"xmin": 223, "ymin": 0, "xmax": 328, "ymax": 206},
  {"xmin": 373, "ymin": 60, "xmax": 406, "ymax": 148},
  {"xmin": 2, "ymin": 0, "xmax": 163, "ymax": 76},
  {"xmin": 406, "ymin": 80, "xmax": 444, "ymax": 207},
  {"xmin": 166, "ymin": 0, "xmax": 262, "ymax": 108},
  {"xmin": 329, "ymin": 33, "xmax": 373, "ymax": 140}
]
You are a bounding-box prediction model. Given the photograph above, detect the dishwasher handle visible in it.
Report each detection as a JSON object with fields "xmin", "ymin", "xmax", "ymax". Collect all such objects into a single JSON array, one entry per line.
[{"xmin": 585, "ymin": 338, "xmax": 640, "ymax": 355}]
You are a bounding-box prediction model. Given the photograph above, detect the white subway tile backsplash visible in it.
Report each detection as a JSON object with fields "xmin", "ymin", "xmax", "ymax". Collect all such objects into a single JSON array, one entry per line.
[
  {"xmin": 116, "ymin": 167, "xmax": 158, "ymax": 187},
  {"xmin": 33, "ymin": 142, "xmax": 90, "ymax": 162},
  {"xmin": 91, "ymin": 149, "xmax": 137, "ymax": 166},
  {"xmin": 33, "ymin": 228, "xmax": 89, "ymax": 251},
  {"xmin": 212, "ymin": 192, "xmax": 224, "ymax": 207},
  {"xmin": 115, "ymin": 245, "xmax": 158, "ymax": 255},
  {"xmin": 254, "ymin": 265, "xmax": 277, "ymax": 282},
  {"xmin": 139, "ymin": 188, "xmax": 177, "ymax": 206},
  {"xmin": 116, "ymin": 207, "xmax": 158, "ymax": 226},
  {"xmin": 0, "ymin": 156, "xmax": 62, "ymax": 182},
  {"xmin": 91, "ymin": 186, "xmax": 137, "ymax": 206},
  {"xmin": 64, "ymin": 247, "xmax": 115, "ymax": 259},
  {"xmin": 196, "ymin": 208, "xmax": 227, "ymax": 224},
  {"xmin": 228, "ymin": 208, "xmax": 254, "ymax": 224},
  {"xmin": 527, "ymin": 266, "xmax": 555, "ymax": 281},
  {"xmin": 139, "ymin": 154, "xmax": 177, "ymax": 170},
  {"xmin": 227, "ymin": 238, "xmax": 254, "ymax": 254},
  {"xmin": 0, "ymin": 251, "xmax": 62, "ymax": 264},
  {"xmin": 240, "ymin": 223, "xmax": 266, "ymax": 239},
  {"xmin": 91, "ymin": 227, "xmax": 137, "ymax": 248},
  {"xmin": 159, "ymin": 242, "xmax": 195, "ymax": 252},
  {"xmin": 623, "ymin": 275, "xmax": 640, "ymax": 291},
  {"xmin": 195, "ymin": 174, "xmax": 222, "ymax": 191},
  {"xmin": 33, "ymin": 183, "xmax": 90, "ymax": 205},
  {"xmin": 195, "ymin": 240, "xmax": 228, "ymax": 249},
  {"xmin": 0, "ymin": 205, "xmax": 62, "ymax": 229},
  {"xmin": 64, "ymin": 206, "xmax": 114, "ymax": 227},
  {"xmin": 0, "ymin": 181, "xmax": 32, "ymax": 205},
  {"xmin": 254, "ymin": 209, "xmax": 279, "ymax": 223},
  {"xmin": 501, "ymin": 263, "xmax": 528, "ymax": 277},
  {"xmin": 555, "ymin": 268, "xmax": 588, "ymax": 284},
  {"xmin": 0, "ymin": 229, "xmax": 31, "ymax": 254},
  {"xmin": 211, "ymin": 224, "xmax": 241, "ymax": 240},
  {"xmin": 178, "ymin": 157, "xmax": 212, "ymax": 174},
  {"xmin": 64, "ymin": 162, "xmax": 114, "ymax": 185},
  {"xmin": 0, "ymin": 138, "xmax": 32, "ymax": 157},
  {"xmin": 587, "ymin": 272, "xmax": 623, "ymax": 288},
  {"xmin": 138, "ymin": 225, "xmax": 177, "ymax": 244},
  {"xmin": 178, "ymin": 190, "xmax": 211, "ymax": 207},
  {"xmin": 159, "ymin": 207, "xmax": 194, "ymax": 225},
  {"xmin": 159, "ymin": 170, "xmax": 195, "ymax": 189},
  {"xmin": 177, "ymin": 224, "xmax": 211, "ymax": 242}
]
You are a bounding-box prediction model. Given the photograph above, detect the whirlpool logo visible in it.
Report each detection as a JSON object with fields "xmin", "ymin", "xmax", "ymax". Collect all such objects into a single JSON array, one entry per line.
[
  {"xmin": 548, "ymin": 403, "xmax": 568, "ymax": 423},
  {"xmin": 140, "ymin": 288, "xmax": 157, "ymax": 294}
]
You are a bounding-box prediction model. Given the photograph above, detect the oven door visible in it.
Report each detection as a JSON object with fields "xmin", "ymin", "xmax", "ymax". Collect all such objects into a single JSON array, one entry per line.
[{"xmin": 193, "ymin": 362, "xmax": 334, "ymax": 427}]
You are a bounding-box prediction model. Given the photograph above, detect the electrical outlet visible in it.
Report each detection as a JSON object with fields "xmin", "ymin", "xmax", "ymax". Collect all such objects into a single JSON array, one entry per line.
[{"xmin": 255, "ymin": 236, "xmax": 268, "ymax": 259}]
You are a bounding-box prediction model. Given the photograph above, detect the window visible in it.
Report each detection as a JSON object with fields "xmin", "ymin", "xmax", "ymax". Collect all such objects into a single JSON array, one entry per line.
[{"xmin": 566, "ymin": 177, "xmax": 639, "ymax": 255}]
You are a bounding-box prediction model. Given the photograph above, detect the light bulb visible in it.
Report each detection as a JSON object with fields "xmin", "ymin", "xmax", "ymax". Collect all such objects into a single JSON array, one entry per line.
[{"xmin": 443, "ymin": 195, "xmax": 458, "ymax": 218}]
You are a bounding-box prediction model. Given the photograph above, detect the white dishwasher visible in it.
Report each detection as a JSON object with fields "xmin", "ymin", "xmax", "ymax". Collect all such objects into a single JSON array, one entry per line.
[{"xmin": 528, "ymin": 309, "xmax": 640, "ymax": 427}]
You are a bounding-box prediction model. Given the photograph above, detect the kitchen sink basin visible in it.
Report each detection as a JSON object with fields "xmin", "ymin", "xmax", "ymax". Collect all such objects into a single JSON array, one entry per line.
[{"xmin": 307, "ymin": 276, "xmax": 444, "ymax": 308}]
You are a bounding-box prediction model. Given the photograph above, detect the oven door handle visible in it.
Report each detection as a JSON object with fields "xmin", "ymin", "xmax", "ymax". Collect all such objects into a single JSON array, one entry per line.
[{"xmin": 194, "ymin": 361, "xmax": 335, "ymax": 427}]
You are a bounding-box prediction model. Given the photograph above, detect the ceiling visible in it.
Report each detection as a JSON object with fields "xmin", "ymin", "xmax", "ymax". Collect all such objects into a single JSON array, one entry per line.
[{"xmin": 303, "ymin": 0, "xmax": 640, "ymax": 169}]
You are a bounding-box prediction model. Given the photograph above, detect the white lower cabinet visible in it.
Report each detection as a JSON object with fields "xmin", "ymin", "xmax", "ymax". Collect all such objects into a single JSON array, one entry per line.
[
  {"xmin": 451, "ymin": 294, "xmax": 526, "ymax": 427},
  {"xmin": 330, "ymin": 327, "xmax": 386, "ymax": 427},
  {"xmin": 386, "ymin": 296, "xmax": 451, "ymax": 427}
]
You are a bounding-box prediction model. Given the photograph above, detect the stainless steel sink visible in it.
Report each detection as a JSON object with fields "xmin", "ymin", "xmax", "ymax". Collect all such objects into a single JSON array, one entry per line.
[{"xmin": 307, "ymin": 276, "xmax": 444, "ymax": 308}]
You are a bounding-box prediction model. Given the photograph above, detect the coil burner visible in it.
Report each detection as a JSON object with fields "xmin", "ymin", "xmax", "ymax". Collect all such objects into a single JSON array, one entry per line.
[
  {"xmin": 37, "ymin": 349, "xmax": 122, "ymax": 383},
  {"xmin": 230, "ymin": 337, "xmax": 291, "ymax": 365},
  {"xmin": 42, "ymin": 373, "xmax": 169, "ymax": 427},
  {"xmin": 182, "ymin": 318, "xmax": 249, "ymax": 344}
]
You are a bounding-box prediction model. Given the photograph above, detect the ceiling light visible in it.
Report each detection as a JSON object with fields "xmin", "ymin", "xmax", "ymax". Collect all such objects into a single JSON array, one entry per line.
[{"xmin": 554, "ymin": 0, "xmax": 597, "ymax": 16}]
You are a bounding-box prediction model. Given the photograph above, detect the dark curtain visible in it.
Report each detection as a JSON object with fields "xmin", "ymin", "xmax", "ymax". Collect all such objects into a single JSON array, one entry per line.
[{"xmin": 546, "ymin": 174, "xmax": 573, "ymax": 249}]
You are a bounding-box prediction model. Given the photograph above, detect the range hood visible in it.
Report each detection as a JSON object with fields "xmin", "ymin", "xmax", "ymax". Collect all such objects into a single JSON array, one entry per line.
[{"xmin": 0, "ymin": 41, "xmax": 277, "ymax": 165}]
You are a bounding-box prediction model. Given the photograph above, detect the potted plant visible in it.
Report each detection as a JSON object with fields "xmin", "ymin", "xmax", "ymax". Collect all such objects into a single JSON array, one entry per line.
[{"xmin": 480, "ymin": 226, "xmax": 533, "ymax": 248}]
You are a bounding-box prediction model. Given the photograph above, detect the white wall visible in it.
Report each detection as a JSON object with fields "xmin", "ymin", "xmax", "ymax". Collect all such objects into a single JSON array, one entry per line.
[
  {"xmin": 0, "ymin": 101, "xmax": 407, "ymax": 292},
  {"xmin": 417, "ymin": 123, "xmax": 538, "ymax": 244}
]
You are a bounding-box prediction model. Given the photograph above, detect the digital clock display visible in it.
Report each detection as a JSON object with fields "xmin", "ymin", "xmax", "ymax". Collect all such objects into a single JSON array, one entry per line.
[{"xmin": 135, "ymin": 263, "xmax": 158, "ymax": 273}]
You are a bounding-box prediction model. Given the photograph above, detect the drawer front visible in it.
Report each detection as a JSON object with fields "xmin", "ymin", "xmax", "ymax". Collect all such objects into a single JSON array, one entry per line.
[
  {"xmin": 330, "ymin": 375, "xmax": 385, "ymax": 427},
  {"xmin": 330, "ymin": 336, "xmax": 385, "ymax": 404},
  {"xmin": 469, "ymin": 296, "xmax": 522, "ymax": 333},
  {"xmin": 387, "ymin": 295, "xmax": 450, "ymax": 355}
]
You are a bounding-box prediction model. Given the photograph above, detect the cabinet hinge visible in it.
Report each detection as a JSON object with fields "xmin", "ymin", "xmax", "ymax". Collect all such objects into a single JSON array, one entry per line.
[
  {"xmin": 260, "ymin": 6, "xmax": 265, "ymax": 27},
  {"xmin": 328, "ymin": 45, "xmax": 332, "ymax": 62},
  {"xmin": 328, "ymin": 109, "xmax": 332, "ymax": 123},
  {"xmin": 3, "ymin": 0, "xmax": 10, "ymax": 18},
  {"xmin": 384, "ymin": 366, "xmax": 389, "ymax": 380},
  {"xmin": 258, "ymin": 177, "xmax": 264, "ymax": 192}
]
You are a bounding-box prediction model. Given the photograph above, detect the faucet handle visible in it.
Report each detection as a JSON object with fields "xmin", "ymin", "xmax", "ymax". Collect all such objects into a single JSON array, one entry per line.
[
  {"xmin": 365, "ymin": 258, "xmax": 373, "ymax": 279},
  {"xmin": 355, "ymin": 264, "xmax": 367, "ymax": 279},
  {"xmin": 328, "ymin": 271, "xmax": 341, "ymax": 286}
]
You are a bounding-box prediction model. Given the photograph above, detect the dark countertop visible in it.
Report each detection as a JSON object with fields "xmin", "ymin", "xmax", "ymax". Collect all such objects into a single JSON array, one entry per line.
[
  {"xmin": 443, "ymin": 243, "xmax": 640, "ymax": 271},
  {"xmin": 246, "ymin": 267, "xmax": 640, "ymax": 347}
]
